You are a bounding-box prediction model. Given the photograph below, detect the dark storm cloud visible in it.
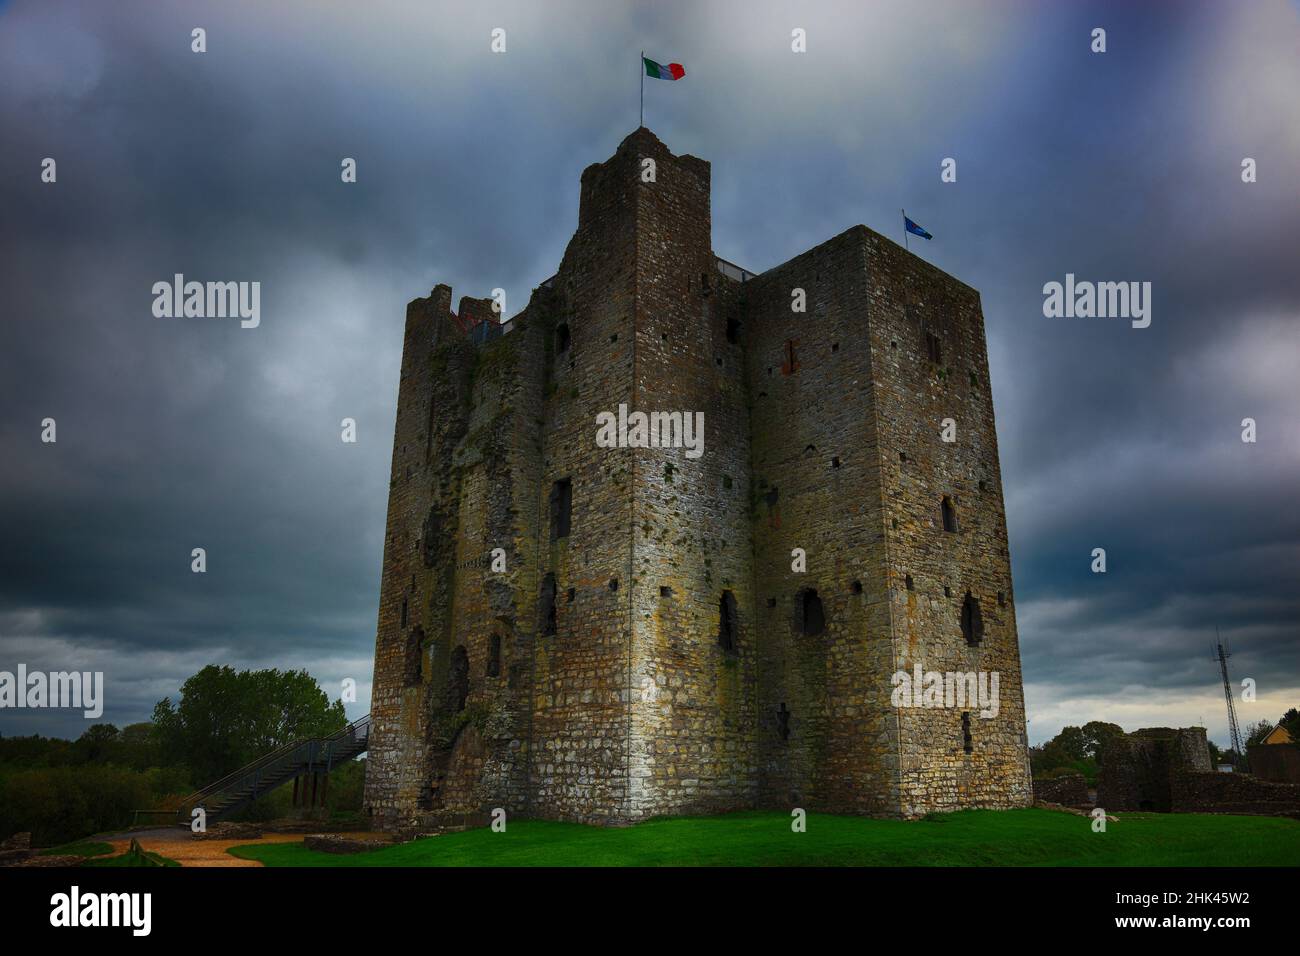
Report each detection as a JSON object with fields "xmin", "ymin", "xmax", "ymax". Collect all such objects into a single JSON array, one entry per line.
[{"xmin": 1, "ymin": 0, "xmax": 1296, "ymax": 744}]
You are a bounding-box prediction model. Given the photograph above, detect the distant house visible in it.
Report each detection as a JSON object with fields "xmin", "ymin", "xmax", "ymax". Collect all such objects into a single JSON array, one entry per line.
[
  {"xmin": 1217, "ymin": 764, "xmax": 1234, "ymax": 773},
  {"xmin": 1248, "ymin": 725, "xmax": 1300, "ymax": 785},
  {"xmin": 1261, "ymin": 725, "xmax": 1294, "ymax": 745}
]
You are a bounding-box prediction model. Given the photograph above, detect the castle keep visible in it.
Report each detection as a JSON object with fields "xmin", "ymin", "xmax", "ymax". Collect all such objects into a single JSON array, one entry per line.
[{"xmin": 364, "ymin": 129, "xmax": 1032, "ymax": 829}]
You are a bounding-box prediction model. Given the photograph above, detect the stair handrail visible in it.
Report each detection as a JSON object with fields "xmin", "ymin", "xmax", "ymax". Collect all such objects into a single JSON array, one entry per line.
[
  {"xmin": 180, "ymin": 713, "xmax": 371, "ymax": 808},
  {"xmin": 180, "ymin": 738, "xmax": 308, "ymax": 808}
]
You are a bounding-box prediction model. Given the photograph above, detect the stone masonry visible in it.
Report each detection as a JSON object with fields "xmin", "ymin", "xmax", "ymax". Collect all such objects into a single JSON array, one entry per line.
[
  {"xmin": 1098, "ymin": 726, "xmax": 1300, "ymax": 817},
  {"xmin": 363, "ymin": 128, "xmax": 1032, "ymax": 830}
]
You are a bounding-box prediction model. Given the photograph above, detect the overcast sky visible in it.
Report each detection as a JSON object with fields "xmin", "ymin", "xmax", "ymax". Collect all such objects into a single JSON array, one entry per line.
[{"xmin": 2, "ymin": 0, "xmax": 1297, "ymax": 748}]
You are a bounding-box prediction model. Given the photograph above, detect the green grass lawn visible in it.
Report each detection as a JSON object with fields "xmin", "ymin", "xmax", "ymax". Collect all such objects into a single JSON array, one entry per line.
[
  {"xmin": 81, "ymin": 838, "xmax": 179, "ymax": 868},
  {"xmin": 39, "ymin": 841, "xmax": 116, "ymax": 859},
  {"xmin": 228, "ymin": 808, "xmax": 1300, "ymax": 867}
]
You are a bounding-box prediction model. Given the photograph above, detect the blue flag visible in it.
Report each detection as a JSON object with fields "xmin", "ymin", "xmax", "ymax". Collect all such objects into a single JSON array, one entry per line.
[{"xmin": 905, "ymin": 216, "xmax": 932, "ymax": 240}]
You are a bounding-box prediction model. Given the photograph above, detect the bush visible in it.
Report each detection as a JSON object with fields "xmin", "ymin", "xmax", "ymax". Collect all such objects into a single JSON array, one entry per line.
[{"xmin": 0, "ymin": 765, "xmax": 152, "ymax": 846}]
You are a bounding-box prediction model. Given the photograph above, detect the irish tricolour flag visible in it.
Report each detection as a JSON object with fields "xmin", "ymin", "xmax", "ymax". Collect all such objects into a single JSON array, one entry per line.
[{"xmin": 643, "ymin": 56, "xmax": 685, "ymax": 81}]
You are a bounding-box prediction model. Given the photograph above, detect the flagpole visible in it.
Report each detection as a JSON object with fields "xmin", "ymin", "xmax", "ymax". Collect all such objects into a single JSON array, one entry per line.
[
  {"xmin": 640, "ymin": 51, "xmax": 644, "ymax": 128},
  {"xmin": 902, "ymin": 207, "xmax": 908, "ymax": 251}
]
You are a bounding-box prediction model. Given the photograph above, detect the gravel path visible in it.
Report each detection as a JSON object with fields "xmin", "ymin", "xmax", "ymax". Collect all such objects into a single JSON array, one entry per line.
[{"xmin": 105, "ymin": 831, "xmax": 306, "ymax": 867}]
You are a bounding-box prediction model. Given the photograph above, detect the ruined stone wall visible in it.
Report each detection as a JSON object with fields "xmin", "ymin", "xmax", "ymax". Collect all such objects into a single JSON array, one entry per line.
[
  {"xmin": 1097, "ymin": 727, "xmax": 1212, "ymax": 812},
  {"xmin": 1097, "ymin": 727, "xmax": 1300, "ymax": 817},
  {"xmin": 1134, "ymin": 726, "xmax": 1212, "ymax": 771},
  {"xmin": 1033, "ymin": 771, "xmax": 1090, "ymax": 806},
  {"xmin": 860, "ymin": 232, "xmax": 1031, "ymax": 815},
  {"xmin": 625, "ymin": 131, "xmax": 758, "ymax": 819},
  {"xmin": 1170, "ymin": 770, "xmax": 1300, "ymax": 816}
]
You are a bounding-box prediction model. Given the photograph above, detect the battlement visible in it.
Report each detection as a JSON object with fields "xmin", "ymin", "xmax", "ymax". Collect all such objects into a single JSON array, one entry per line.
[{"xmin": 403, "ymin": 284, "xmax": 504, "ymax": 347}]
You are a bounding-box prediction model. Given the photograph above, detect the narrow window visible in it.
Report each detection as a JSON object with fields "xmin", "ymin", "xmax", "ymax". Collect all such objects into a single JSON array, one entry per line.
[
  {"xmin": 941, "ymin": 496, "xmax": 958, "ymax": 533},
  {"xmin": 997, "ymin": 590, "xmax": 1006, "ymax": 608},
  {"xmin": 660, "ymin": 585, "xmax": 672, "ymax": 598},
  {"xmin": 400, "ymin": 597, "xmax": 408, "ymax": 629},
  {"xmin": 609, "ymin": 577, "xmax": 619, "ymax": 591},
  {"xmin": 555, "ymin": 322, "xmax": 570, "ymax": 353},
  {"xmin": 925, "ymin": 330, "xmax": 943, "ymax": 364},
  {"xmin": 726, "ymin": 317, "xmax": 740, "ymax": 344},
  {"xmin": 962, "ymin": 712, "xmax": 973, "ymax": 754},
  {"xmin": 851, "ymin": 580, "xmax": 862, "ymax": 594},
  {"xmin": 777, "ymin": 703, "xmax": 791, "ymax": 741},
  {"xmin": 550, "ymin": 478, "xmax": 572, "ymax": 540},
  {"xmin": 905, "ymin": 574, "xmax": 914, "ymax": 591},
  {"xmin": 961, "ymin": 591, "xmax": 984, "ymax": 646},
  {"xmin": 800, "ymin": 588, "xmax": 825, "ymax": 636},
  {"xmin": 450, "ymin": 645, "xmax": 470, "ymax": 712},
  {"xmin": 486, "ymin": 634, "xmax": 501, "ymax": 678},
  {"xmin": 405, "ymin": 626, "xmax": 425, "ymax": 686},
  {"xmin": 718, "ymin": 590, "xmax": 738, "ymax": 652},
  {"xmin": 540, "ymin": 573, "xmax": 557, "ymax": 635}
]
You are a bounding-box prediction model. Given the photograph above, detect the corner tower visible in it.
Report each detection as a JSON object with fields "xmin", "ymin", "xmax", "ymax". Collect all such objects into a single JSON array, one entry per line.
[{"xmin": 743, "ymin": 226, "xmax": 1031, "ymax": 815}]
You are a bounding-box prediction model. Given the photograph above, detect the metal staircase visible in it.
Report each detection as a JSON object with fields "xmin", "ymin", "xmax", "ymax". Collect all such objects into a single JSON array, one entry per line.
[{"xmin": 176, "ymin": 714, "xmax": 370, "ymax": 824}]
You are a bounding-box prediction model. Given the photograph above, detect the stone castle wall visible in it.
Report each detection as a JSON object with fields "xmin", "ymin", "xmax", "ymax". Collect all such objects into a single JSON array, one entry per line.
[
  {"xmin": 363, "ymin": 129, "xmax": 1031, "ymax": 828},
  {"xmin": 860, "ymin": 233, "xmax": 1032, "ymax": 814},
  {"xmin": 1097, "ymin": 727, "xmax": 1212, "ymax": 812},
  {"xmin": 624, "ymin": 134, "xmax": 759, "ymax": 819},
  {"xmin": 1032, "ymin": 772, "xmax": 1090, "ymax": 807},
  {"xmin": 1170, "ymin": 770, "xmax": 1300, "ymax": 816},
  {"xmin": 1096, "ymin": 727, "xmax": 1300, "ymax": 818},
  {"xmin": 743, "ymin": 231, "xmax": 898, "ymax": 814}
]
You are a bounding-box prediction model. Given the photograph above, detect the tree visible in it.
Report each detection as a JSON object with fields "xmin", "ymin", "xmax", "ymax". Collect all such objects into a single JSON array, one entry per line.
[
  {"xmin": 1244, "ymin": 719, "xmax": 1275, "ymax": 748},
  {"xmin": 117, "ymin": 722, "xmax": 160, "ymax": 770},
  {"xmin": 1038, "ymin": 725, "xmax": 1087, "ymax": 769},
  {"xmin": 1278, "ymin": 708, "xmax": 1300, "ymax": 741},
  {"xmin": 1079, "ymin": 721, "xmax": 1125, "ymax": 765},
  {"xmin": 71, "ymin": 724, "xmax": 121, "ymax": 764},
  {"xmin": 153, "ymin": 665, "xmax": 346, "ymax": 784}
]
